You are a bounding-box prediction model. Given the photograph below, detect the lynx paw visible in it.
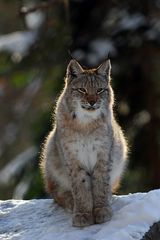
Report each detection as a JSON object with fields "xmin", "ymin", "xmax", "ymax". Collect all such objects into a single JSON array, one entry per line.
[
  {"xmin": 93, "ymin": 206, "xmax": 112, "ymax": 224},
  {"xmin": 72, "ymin": 212, "xmax": 94, "ymax": 227}
]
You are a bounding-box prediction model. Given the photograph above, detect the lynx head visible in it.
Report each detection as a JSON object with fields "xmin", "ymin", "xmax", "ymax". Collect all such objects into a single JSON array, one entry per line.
[{"xmin": 64, "ymin": 59, "xmax": 114, "ymax": 122}]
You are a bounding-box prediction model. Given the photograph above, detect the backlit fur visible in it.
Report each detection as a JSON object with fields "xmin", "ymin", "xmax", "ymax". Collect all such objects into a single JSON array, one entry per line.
[{"xmin": 40, "ymin": 59, "xmax": 128, "ymax": 227}]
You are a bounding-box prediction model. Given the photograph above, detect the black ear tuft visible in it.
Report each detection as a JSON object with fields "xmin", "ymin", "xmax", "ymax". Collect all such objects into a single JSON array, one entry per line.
[
  {"xmin": 96, "ymin": 59, "xmax": 111, "ymax": 77},
  {"xmin": 66, "ymin": 59, "xmax": 84, "ymax": 77}
]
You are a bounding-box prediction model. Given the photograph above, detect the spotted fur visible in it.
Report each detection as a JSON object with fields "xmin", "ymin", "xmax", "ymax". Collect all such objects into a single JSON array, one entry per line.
[{"xmin": 40, "ymin": 59, "xmax": 128, "ymax": 227}]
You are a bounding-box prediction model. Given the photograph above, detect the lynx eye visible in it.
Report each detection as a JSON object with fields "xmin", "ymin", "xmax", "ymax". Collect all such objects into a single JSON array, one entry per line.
[
  {"xmin": 77, "ymin": 88, "xmax": 87, "ymax": 94},
  {"xmin": 96, "ymin": 88, "xmax": 105, "ymax": 94}
]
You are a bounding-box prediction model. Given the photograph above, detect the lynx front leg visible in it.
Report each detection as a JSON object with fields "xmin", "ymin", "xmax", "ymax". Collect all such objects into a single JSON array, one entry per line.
[
  {"xmin": 68, "ymin": 164, "xmax": 94, "ymax": 227},
  {"xmin": 92, "ymin": 158, "xmax": 113, "ymax": 224}
]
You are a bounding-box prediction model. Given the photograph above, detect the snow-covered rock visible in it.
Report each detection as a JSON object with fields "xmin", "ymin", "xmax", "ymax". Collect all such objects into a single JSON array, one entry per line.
[{"xmin": 0, "ymin": 189, "xmax": 160, "ymax": 240}]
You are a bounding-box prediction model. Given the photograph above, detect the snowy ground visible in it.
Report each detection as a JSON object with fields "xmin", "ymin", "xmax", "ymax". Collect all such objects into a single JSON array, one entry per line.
[{"xmin": 0, "ymin": 189, "xmax": 160, "ymax": 240}]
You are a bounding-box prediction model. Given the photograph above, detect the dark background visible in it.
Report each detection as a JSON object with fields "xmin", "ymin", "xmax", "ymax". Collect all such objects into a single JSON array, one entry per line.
[{"xmin": 0, "ymin": 0, "xmax": 159, "ymax": 200}]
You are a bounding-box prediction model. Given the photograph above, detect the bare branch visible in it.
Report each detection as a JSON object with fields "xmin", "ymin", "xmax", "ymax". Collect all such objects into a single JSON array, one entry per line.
[{"xmin": 19, "ymin": 0, "xmax": 58, "ymax": 16}]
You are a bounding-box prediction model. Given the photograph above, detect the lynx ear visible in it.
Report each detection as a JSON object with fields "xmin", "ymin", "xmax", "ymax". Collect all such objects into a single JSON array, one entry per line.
[
  {"xmin": 66, "ymin": 59, "xmax": 84, "ymax": 77},
  {"xmin": 96, "ymin": 59, "xmax": 111, "ymax": 77}
]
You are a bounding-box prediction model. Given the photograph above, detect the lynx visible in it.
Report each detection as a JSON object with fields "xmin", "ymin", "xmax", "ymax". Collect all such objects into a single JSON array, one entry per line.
[{"xmin": 40, "ymin": 59, "xmax": 128, "ymax": 227}]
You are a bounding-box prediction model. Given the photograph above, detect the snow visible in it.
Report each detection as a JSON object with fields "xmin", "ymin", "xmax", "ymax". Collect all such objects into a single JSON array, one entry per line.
[
  {"xmin": 103, "ymin": 8, "xmax": 146, "ymax": 33},
  {"xmin": 25, "ymin": 11, "xmax": 44, "ymax": 30},
  {"xmin": 0, "ymin": 9, "xmax": 43, "ymax": 57},
  {"xmin": 118, "ymin": 12, "xmax": 146, "ymax": 31},
  {"xmin": 0, "ymin": 146, "xmax": 37, "ymax": 185},
  {"xmin": 0, "ymin": 190, "xmax": 160, "ymax": 240},
  {"xmin": 87, "ymin": 38, "xmax": 117, "ymax": 65},
  {"xmin": 0, "ymin": 31, "xmax": 37, "ymax": 56}
]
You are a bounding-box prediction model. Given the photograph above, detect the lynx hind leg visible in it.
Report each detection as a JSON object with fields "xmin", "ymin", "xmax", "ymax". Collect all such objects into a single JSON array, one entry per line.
[{"xmin": 46, "ymin": 177, "xmax": 73, "ymax": 211}]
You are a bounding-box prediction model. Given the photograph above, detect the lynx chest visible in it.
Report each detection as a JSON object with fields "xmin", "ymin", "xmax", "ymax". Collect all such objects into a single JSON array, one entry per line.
[{"xmin": 70, "ymin": 135, "xmax": 103, "ymax": 173}]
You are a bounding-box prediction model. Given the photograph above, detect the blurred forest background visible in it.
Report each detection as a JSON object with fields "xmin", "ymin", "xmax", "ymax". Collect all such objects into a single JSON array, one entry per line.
[{"xmin": 0, "ymin": 0, "xmax": 159, "ymax": 200}]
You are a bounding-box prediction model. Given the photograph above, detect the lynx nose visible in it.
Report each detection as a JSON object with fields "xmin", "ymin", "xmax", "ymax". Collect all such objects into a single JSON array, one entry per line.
[{"xmin": 89, "ymin": 100, "xmax": 96, "ymax": 106}]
